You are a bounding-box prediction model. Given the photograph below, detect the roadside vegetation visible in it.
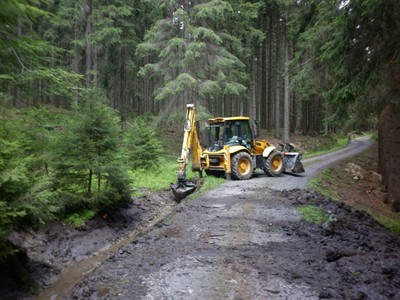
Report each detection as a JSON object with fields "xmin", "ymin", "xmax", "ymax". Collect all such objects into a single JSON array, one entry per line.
[{"xmin": 0, "ymin": 98, "xmax": 163, "ymax": 260}]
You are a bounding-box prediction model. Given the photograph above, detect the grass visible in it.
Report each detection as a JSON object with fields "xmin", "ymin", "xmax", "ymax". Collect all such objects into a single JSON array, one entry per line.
[
  {"xmin": 128, "ymin": 158, "xmax": 225, "ymax": 197},
  {"xmin": 128, "ymin": 158, "xmax": 178, "ymax": 193},
  {"xmin": 302, "ymin": 136, "xmax": 348, "ymax": 159},
  {"xmin": 296, "ymin": 205, "xmax": 330, "ymax": 225},
  {"xmin": 306, "ymin": 169, "xmax": 341, "ymax": 200}
]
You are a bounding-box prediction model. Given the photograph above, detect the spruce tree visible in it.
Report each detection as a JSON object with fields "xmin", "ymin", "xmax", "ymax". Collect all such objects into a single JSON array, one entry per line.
[
  {"xmin": 52, "ymin": 89, "xmax": 131, "ymax": 212},
  {"xmin": 136, "ymin": 0, "xmax": 262, "ymax": 118},
  {"xmin": 121, "ymin": 116, "xmax": 163, "ymax": 170}
]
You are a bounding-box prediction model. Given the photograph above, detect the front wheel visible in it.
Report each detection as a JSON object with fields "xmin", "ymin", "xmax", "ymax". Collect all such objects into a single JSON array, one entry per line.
[
  {"xmin": 231, "ymin": 151, "xmax": 253, "ymax": 180},
  {"xmin": 263, "ymin": 150, "xmax": 284, "ymax": 177}
]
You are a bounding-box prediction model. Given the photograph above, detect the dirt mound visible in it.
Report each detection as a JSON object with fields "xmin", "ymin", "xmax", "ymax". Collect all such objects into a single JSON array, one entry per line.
[{"xmin": 279, "ymin": 189, "xmax": 400, "ymax": 299}]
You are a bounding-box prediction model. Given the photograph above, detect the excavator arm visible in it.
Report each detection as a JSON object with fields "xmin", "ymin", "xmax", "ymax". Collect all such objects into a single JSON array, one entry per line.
[{"xmin": 171, "ymin": 104, "xmax": 203, "ymax": 201}]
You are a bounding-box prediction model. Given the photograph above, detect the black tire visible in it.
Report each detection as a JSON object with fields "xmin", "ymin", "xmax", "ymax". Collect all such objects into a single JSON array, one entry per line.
[
  {"xmin": 264, "ymin": 150, "xmax": 284, "ymax": 177},
  {"xmin": 231, "ymin": 151, "xmax": 253, "ymax": 180}
]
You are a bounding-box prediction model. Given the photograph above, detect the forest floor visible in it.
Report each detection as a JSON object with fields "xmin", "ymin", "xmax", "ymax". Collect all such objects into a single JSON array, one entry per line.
[{"xmin": 1, "ymin": 136, "xmax": 400, "ymax": 299}]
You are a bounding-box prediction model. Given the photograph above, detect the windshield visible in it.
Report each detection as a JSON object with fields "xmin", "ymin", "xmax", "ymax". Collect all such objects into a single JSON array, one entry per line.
[{"xmin": 203, "ymin": 120, "xmax": 253, "ymax": 152}]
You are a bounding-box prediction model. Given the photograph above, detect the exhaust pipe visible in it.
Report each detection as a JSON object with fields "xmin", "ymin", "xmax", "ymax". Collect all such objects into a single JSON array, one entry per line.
[{"xmin": 170, "ymin": 181, "xmax": 196, "ymax": 202}]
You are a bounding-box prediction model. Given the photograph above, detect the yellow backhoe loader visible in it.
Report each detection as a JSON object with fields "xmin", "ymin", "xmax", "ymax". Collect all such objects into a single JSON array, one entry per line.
[{"xmin": 171, "ymin": 104, "xmax": 304, "ymax": 201}]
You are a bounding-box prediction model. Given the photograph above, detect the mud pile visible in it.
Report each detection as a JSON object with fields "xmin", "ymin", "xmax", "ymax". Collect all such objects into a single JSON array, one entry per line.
[{"xmin": 279, "ymin": 189, "xmax": 400, "ymax": 299}]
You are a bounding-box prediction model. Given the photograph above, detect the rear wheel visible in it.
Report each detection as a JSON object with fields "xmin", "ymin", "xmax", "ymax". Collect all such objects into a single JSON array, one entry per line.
[
  {"xmin": 264, "ymin": 150, "xmax": 284, "ymax": 177},
  {"xmin": 231, "ymin": 152, "xmax": 253, "ymax": 180}
]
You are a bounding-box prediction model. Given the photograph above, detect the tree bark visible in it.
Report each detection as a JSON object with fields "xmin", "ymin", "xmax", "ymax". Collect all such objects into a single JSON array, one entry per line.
[
  {"xmin": 267, "ymin": 12, "xmax": 274, "ymax": 131},
  {"xmin": 274, "ymin": 25, "xmax": 281, "ymax": 139},
  {"xmin": 283, "ymin": 9, "xmax": 290, "ymax": 144},
  {"xmin": 378, "ymin": 105, "xmax": 400, "ymax": 211},
  {"xmin": 260, "ymin": 16, "xmax": 267, "ymax": 129},
  {"xmin": 84, "ymin": 0, "xmax": 93, "ymax": 88}
]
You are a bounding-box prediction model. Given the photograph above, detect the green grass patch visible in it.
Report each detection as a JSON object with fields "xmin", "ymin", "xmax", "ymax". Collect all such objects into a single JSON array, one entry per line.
[
  {"xmin": 65, "ymin": 209, "xmax": 97, "ymax": 228},
  {"xmin": 306, "ymin": 169, "xmax": 340, "ymax": 200},
  {"xmin": 128, "ymin": 158, "xmax": 178, "ymax": 194},
  {"xmin": 303, "ymin": 136, "xmax": 348, "ymax": 159},
  {"xmin": 129, "ymin": 158, "xmax": 225, "ymax": 196},
  {"xmin": 375, "ymin": 216, "xmax": 400, "ymax": 235},
  {"xmin": 296, "ymin": 205, "xmax": 329, "ymax": 224}
]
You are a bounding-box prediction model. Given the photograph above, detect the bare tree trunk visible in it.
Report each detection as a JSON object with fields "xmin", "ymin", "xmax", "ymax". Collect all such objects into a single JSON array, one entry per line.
[
  {"xmin": 84, "ymin": 0, "xmax": 93, "ymax": 88},
  {"xmin": 283, "ymin": 10, "xmax": 290, "ymax": 144},
  {"xmin": 274, "ymin": 20, "xmax": 281, "ymax": 139},
  {"xmin": 267, "ymin": 13, "xmax": 274, "ymax": 131},
  {"xmin": 260, "ymin": 13, "xmax": 267, "ymax": 128},
  {"xmin": 250, "ymin": 58, "xmax": 257, "ymax": 120}
]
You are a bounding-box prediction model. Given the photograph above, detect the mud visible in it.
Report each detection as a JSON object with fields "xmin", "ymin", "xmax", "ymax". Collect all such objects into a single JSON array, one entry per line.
[
  {"xmin": 3, "ymin": 138, "xmax": 400, "ymax": 299},
  {"xmin": 0, "ymin": 190, "xmax": 177, "ymax": 300},
  {"xmin": 65, "ymin": 186, "xmax": 399, "ymax": 300}
]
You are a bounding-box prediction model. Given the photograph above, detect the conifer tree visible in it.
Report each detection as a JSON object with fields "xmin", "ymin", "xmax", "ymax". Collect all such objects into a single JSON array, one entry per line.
[
  {"xmin": 121, "ymin": 116, "xmax": 163, "ymax": 170},
  {"xmin": 137, "ymin": 0, "xmax": 262, "ymax": 118},
  {"xmin": 52, "ymin": 89, "xmax": 130, "ymax": 212}
]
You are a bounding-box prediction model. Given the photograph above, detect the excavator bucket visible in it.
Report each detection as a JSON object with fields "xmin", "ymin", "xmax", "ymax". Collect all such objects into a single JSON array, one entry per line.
[{"xmin": 170, "ymin": 181, "xmax": 196, "ymax": 202}]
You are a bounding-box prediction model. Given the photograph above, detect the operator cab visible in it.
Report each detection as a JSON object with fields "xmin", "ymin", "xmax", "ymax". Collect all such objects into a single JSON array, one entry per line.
[{"xmin": 204, "ymin": 118, "xmax": 254, "ymax": 152}]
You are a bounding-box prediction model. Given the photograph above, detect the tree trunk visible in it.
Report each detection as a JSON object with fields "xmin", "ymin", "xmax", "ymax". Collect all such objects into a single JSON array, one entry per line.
[
  {"xmin": 260, "ymin": 16, "xmax": 267, "ymax": 129},
  {"xmin": 283, "ymin": 10, "xmax": 290, "ymax": 144},
  {"xmin": 250, "ymin": 57, "xmax": 257, "ymax": 120},
  {"xmin": 85, "ymin": 0, "xmax": 93, "ymax": 88},
  {"xmin": 274, "ymin": 25, "xmax": 281, "ymax": 139},
  {"xmin": 388, "ymin": 126, "xmax": 400, "ymax": 211},
  {"xmin": 378, "ymin": 104, "xmax": 400, "ymax": 211},
  {"xmin": 267, "ymin": 12, "xmax": 274, "ymax": 131}
]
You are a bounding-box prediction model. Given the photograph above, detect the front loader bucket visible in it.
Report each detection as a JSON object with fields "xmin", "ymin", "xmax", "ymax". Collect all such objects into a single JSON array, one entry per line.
[
  {"xmin": 291, "ymin": 160, "xmax": 305, "ymax": 173},
  {"xmin": 283, "ymin": 153, "xmax": 305, "ymax": 174},
  {"xmin": 170, "ymin": 181, "xmax": 196, "ymax": 202}
]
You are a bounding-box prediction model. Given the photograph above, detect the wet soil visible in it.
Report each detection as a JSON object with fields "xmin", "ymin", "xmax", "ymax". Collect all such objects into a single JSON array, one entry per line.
[
  {"xmin": 1, "ymin": 191, "xmax": 177, "ymax": 300},
  {"xmin": 2, "ymin": 138, "xmax": 400, "ymax": 299},
  {"xmin": 64, "ymin": 185, "xmax": 400, "ymax": 300}
]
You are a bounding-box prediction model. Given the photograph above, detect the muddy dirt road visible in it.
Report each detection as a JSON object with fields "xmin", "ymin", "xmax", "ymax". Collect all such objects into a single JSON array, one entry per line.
[{"xmin": 7, "ymin": 137, "xmax": 400, "ymax": 299}]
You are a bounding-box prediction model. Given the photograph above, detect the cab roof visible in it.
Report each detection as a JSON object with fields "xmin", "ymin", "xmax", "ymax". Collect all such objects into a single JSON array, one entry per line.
[{"xmin": 208, "ymin": 116, "xmax": 250, "ymax": 124}]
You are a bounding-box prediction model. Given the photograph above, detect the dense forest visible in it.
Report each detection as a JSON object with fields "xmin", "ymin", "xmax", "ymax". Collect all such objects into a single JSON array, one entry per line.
[{"xmin": 1, "ymin": 0, "xmax": 399, "ymax": 260}]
